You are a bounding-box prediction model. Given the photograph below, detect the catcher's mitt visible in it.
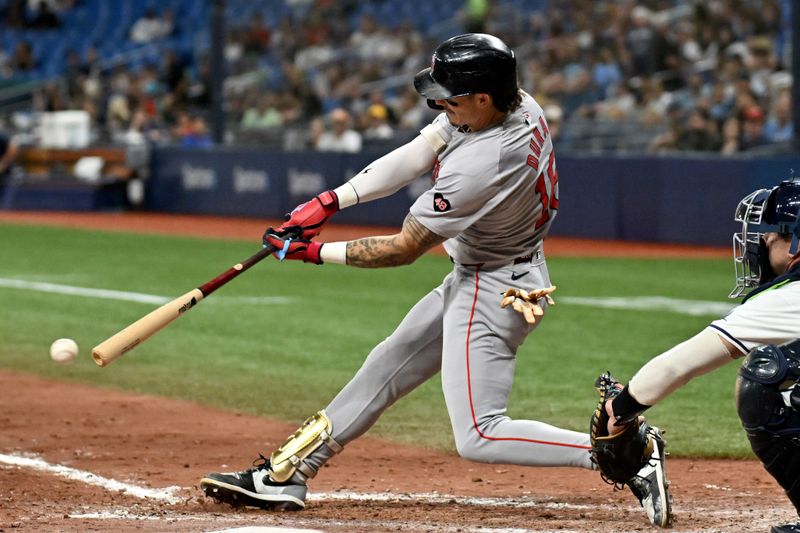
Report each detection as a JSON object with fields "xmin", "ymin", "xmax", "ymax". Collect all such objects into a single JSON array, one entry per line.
[{"xmin": 589, "ymin": 372, "xmax": 655, "ymax": 487}]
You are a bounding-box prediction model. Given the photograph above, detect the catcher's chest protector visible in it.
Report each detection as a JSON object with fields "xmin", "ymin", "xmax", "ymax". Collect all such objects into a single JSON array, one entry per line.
[{"xmin": 737, "ymin": 342, "xmax": 800, "ymax": 435}]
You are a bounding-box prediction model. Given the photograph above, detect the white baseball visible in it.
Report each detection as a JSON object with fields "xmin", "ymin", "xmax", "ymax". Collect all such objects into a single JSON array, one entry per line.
[{"xmin": 50, "ymin": 338, "xmax": 79, "ymax": 364}]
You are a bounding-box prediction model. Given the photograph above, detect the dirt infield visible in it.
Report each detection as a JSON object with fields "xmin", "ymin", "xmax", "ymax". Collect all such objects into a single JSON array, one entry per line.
[
  {"xmin": 0, "ymin": 210, "xmax": 730, "ymax": 258},
  {"xmin": 0, "ymin": 212, "xmax": 789, "ymax": 533}
]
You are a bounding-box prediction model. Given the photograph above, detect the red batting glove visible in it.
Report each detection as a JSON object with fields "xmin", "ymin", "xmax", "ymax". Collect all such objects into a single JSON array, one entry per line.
[
  {"xmin": 279, "ymin": 190, "xmax": 339, "ymax": 239},
  {"xmin": 263, "ymin": 229, "xmax": 323, "ymax": 264}
]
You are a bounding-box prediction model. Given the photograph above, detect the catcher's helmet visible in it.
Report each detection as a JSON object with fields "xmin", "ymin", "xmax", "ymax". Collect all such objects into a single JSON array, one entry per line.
[
  {"xmin": 731, "ymin": 177, "xmax": 800, "ymax": 297},
  {"xmin": 413, "ymin": 33, "xmax": 518, "ymax": 111}
]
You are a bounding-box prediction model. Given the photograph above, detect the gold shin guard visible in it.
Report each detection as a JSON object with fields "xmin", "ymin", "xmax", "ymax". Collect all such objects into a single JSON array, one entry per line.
[{"xmin": 270, "ymin": 410, "xmax": 343, "ymax": 483}]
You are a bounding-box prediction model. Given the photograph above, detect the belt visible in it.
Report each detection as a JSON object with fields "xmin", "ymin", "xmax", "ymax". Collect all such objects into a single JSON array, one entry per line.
[
  {"xmin": 514, "ymin": 253, "xmax": 534, "ymax": 265},
  {"xmin": 450, "ymin": 251, "xmax": 538, "ymax": 268}
]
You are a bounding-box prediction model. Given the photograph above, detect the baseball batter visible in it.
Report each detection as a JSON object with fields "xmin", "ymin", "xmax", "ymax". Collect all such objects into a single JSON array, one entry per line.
[
  {"xmin": 200, "ymin": 33, "xmax": 664, "ymax": 526},
  {"xmin": 601, "ymin": 178, "xmax": 800, "ymax": 533}
]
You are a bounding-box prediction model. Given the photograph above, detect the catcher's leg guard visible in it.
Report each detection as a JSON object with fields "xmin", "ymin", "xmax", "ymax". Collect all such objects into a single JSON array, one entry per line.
[
  {"xmin": 747, "ymin": 431, "xmax": 800, "ymax": 512},
  {"xmin": 270, "ymin": 410, "xmax": 343, "ymax": 483},
  {"xmin": 736, "ymin": 344, "xmax": 800, "ymax": 514}
]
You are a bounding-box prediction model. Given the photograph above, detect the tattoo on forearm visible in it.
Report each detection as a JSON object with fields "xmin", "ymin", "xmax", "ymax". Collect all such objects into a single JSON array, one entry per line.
[
  {"xmin": 347, "ymin": 235, "xmax": 407, "ymax": 267},
  {"xmin": 346, "ymin": 214, "xmax": 444, "ymax": 268}
]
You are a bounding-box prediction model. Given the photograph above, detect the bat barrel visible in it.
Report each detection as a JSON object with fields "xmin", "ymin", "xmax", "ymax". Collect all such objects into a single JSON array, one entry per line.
[
  {"xmin": 91, "ymin": 288, "xmax": 204, "ymax": 366},
  {"xmin": 92, "ymin": 245, "xmax": 277, "ymax": 367}
]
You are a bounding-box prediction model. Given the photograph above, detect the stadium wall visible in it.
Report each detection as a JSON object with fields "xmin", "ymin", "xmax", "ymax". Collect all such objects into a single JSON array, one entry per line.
[{"xmin": 143, "ymin": 148, "xmax": 799, "ymax": 246}]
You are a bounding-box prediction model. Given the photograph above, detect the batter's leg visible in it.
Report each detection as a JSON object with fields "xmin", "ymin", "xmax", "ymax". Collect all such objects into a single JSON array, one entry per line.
[
  {"xmin": 441, "ymin": 263, "xmax": 593, "ymax": 469},
  {"xmin": 299, "ymin": 275, "xmax": 455, "ymax": 476}
]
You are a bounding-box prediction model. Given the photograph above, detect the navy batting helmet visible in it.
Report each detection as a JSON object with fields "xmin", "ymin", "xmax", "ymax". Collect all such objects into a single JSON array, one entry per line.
[
  {"xmin": 731, "ymin": 177, "xmax": 800, "ymax": 297},
  {"xmin": 413, "ymin": 33, "xmax": 518, "ymax": 111}
]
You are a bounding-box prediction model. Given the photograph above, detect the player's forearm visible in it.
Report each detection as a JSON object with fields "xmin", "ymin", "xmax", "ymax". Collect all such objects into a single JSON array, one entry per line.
[
  {"xmin": 627, "ymin": 328, "xmax": 737, "ymax": 406},
  {"xmin": 320, "ymin": 214, "xmax": 444, "ymax": 268},
  {"xmin": 316, "ymin": 234, "xmax": 420, "ymax": 267}
]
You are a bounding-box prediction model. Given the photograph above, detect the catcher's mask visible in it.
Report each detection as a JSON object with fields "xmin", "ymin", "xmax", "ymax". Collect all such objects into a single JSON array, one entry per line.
[{"xmin": 731, "ymin": 177, "xmax": 800, "ymax": 298}]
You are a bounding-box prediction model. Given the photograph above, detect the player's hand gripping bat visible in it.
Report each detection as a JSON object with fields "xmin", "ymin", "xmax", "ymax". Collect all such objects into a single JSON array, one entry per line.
[{"xmin": 92, "ymin": 229, "xmax": 299, "ymax": 367}]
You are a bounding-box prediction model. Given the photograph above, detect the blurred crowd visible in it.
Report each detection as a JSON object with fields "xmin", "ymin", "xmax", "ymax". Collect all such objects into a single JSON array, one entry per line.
[
  {"xmin": 0, "ymin": 0, "xmax": 794, "ymax": 153},
  {"xmin": 508, "ymin": 0, "xmax": 794, "ymax": 153}
]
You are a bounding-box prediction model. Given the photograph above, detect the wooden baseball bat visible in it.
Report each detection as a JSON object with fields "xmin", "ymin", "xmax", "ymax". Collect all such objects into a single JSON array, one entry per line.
[{"xmin": 92, "ymin": 245, "xmax": 277, "ymax": 367}]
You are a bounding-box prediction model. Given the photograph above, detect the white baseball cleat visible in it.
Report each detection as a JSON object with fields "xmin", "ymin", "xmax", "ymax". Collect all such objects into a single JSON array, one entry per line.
[{"xmin": 626, "ymin": 426, "xmax": 672, "ymax": 527}]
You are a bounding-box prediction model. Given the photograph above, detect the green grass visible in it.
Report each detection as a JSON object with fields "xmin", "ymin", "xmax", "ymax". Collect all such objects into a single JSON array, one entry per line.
[{"xmin": 0, "ymin": 222, "xmax": 749, "ymax": 457}]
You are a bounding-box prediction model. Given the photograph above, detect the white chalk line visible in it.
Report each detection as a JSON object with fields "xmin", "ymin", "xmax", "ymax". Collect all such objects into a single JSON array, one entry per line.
[
  {"xmin": 0, "ymin": 277, "xmax": 292, "ymax": 305},
  {"xmin": 0, "ymin": 452, "xmax": 182, "ymax": 503},
  {"xmin": 0, "ymin": 276, "xmax": 732, "ymax": 316},
  {"xmin": 560, "ymin": 295, "xmax": 735, "ymax": 316}
]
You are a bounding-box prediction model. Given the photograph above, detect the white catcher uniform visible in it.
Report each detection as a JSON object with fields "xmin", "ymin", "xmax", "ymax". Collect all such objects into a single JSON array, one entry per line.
[
  {"xmin": 710, "ymin": 280, "xmax": 800, "ymax": 354},
  {"xmin": 311, "ymin": 91, "xmax": 594, "ymax": 470}
]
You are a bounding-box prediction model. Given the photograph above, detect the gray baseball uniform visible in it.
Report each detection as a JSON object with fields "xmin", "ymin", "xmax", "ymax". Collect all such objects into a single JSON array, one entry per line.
[{"xmin": 314, "ymin": 91, "xmax": 594, "ymax": 470}]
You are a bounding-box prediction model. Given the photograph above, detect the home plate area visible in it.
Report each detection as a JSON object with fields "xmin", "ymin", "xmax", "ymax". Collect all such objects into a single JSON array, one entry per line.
[{"xmin": 0, "ymin": 371, "xmax": 791, "ymax": 533}]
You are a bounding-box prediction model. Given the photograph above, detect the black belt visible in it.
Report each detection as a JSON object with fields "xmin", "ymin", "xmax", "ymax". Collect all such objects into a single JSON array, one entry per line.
[
  {"xmin": 450, "ymin": 253, "xmax": 535, "ymax": 268},
  {"xmin": 514, "ymin": 253, "xmax": 534, "ymax": 265}
]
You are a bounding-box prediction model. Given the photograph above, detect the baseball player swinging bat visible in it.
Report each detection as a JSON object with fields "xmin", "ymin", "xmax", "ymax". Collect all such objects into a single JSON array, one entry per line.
[{"xmin": 92, "ymin": 240, "xmax": 285, "ymax": 367}]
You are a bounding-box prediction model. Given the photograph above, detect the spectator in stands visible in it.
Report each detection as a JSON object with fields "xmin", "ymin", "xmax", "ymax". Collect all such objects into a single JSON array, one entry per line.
[
  {"xmin": 391, "ymin": 86, "xmax": 429, "ymax": 131},
  {"xmin": 708, "ymin": 81, "xmax": 736, "ymax": 123},
  {"xmin": 361, "ymin": 104, "xmax": 394, "ymax": 142},
  {"xmin": 720, "ymin": 116, "xmax": 742, "ymax": 155},
  {"xmin": 764, "ymin": 88, "xmax": 793, "ymax": 144},
  {"xmin": 305, "ymin": 117, "xmax": 325, "ymax": 150},
  {"xmin": 316, "ymin": 108, "xmax": 361, "ymax": 153},
  {"xmin": 462, "ymin": 0, "xmax": 491, "ymax": 33},
  {"xmin": 4, "ymin": 0, "xmax": 26, "ymax": 28},
  {"xmin": 0, "ymin": 131, "xmax": 19, "ymax": 179},
  {"xmin": 129, "ymin": 8, "xmax": 172, "ymax": 43},
  {"xmin": 11, "ymin": 40, "xmax": 35, "ymax": 72},
  {"xmin": 29, "ymin": 0, "xmax": 60, "ymax": 28},
  {"xmin": 592, "ymin": 48, "xmax": 622, "ymax": 100},
  {"xmin": 0, "ymin": 44, "xmax": 13, "ymax": 79},
  {"xmin": 160, "ymin": 49, "xmax": 186, "ymax": 93},
  {"xmin": 544, "ymin": 104, "xmax": 563, "ymax": 142},
  {"xmin": 157, "ymin": 8, "xmax": 176, "ymax": 40},
  {"xmin": 348, "ymin": 13, "xmax": 403, "ymax": 63},
  {"xmin": 747, "ymin": 36, "xmax": 776, "ymax": 99},
  {"xmin": 173, "ymin": 112, "xmax": 213, "ymax": 148},
  {"xmin": 243, "ymin": 11, "xmax": 271, "ymax": 56},
  {"xmin": 647, "ymin": 101, "xmax": 686, "ymax": 152},
  {"xmin": 625, "ymin": 6, "xmax": 657, "ymax": 76},
  {"xmin": 740, "ymin": 105, "xmax": 769, "ymax": 151},
  {"xmin": 675, "ymin": 108, "xmax": 720, "ymax": 152},
  {"xmin": 241, "ymin": 93, "xmax": 282, "ymax": 130}
]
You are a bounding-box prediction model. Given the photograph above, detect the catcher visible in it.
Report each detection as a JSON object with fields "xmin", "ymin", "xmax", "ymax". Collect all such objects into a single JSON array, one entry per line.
[{"xmin": 596, "ymin": 177, "xmax": 800, "ymax": 532}]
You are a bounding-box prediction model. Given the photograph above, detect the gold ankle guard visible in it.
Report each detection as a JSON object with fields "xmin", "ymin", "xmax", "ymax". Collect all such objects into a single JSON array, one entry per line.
[{"xmin": 270, "ymin": 410, "xmax": 343, "ymax": 483}]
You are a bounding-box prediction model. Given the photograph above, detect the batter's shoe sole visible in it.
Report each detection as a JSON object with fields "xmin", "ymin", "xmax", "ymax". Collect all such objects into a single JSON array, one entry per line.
[
  {"xmin": 627, "ymin": 426, "xmax": 672, "ymax": 527},
  {"xmin": 200, "ymin": 457, "xmax": 306, "ymax": 511},
  {"xmin": 772, "ymin": 523, "xmax": 800, "ymax": 533}
]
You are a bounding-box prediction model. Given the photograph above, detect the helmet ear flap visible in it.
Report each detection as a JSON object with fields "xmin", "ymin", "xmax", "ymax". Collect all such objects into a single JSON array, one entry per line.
[{"xmin": 426, "ymin": 99, "xmax": 444, "ymax": 110}]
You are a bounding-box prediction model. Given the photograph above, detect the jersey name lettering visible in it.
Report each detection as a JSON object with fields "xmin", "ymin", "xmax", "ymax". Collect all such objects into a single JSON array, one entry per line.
[{"xmin": 525, "ymin": 117, "xmax": 559, "ymax": 229}]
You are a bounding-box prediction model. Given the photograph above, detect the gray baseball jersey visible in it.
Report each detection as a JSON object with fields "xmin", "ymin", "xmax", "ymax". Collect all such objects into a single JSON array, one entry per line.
[
  {"xmin": 306, "ymin": 90, "xmax": 593, "ymax": 475},
  {"xmin": 411, "ymin": 92, "xmax": 557, "ymax": 266}
]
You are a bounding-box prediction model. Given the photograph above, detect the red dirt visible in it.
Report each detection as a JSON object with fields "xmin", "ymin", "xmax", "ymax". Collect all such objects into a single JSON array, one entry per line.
[
  {"xmin": 0, "ymin": 211, "xmax": 786, "ymax": 533},
  {"xmin": 0, "ymin": 210, "xmax": 730, "ymax": 258}
]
